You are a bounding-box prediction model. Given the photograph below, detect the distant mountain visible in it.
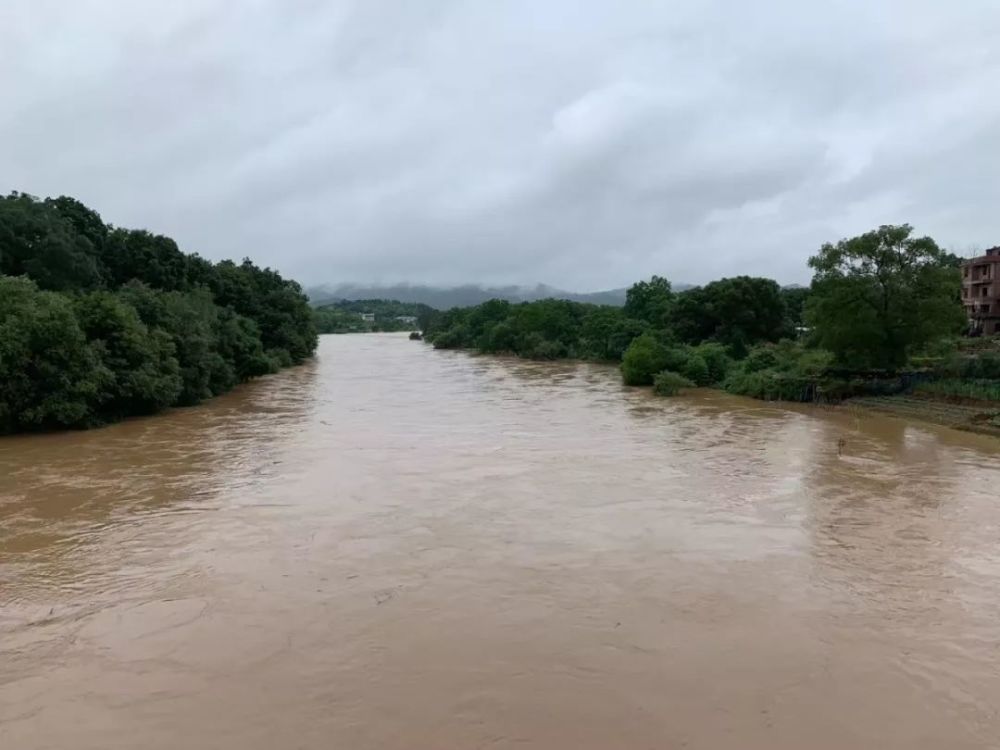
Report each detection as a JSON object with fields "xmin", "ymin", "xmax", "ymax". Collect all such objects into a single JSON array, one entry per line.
[{"xmin": 306, "ymin": 282, "xmax": 694, "ymax": 309}]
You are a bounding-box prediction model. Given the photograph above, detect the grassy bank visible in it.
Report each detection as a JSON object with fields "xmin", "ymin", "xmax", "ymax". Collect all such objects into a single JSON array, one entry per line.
[{"xmin": 847, "ymin": 394, "xmax": 1000, "ymax": 436}]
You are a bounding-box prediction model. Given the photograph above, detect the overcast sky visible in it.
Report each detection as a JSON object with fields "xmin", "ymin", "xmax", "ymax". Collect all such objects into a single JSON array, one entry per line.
[{"xmin": 2, "ymin": 1, "xmax": 999, "ymax": 289}]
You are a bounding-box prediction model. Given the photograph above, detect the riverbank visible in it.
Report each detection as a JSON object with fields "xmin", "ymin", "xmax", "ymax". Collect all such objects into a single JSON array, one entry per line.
[
  {"xmin": 847, "ymin": 393, "xmax": 1000, "ymax": 437},
  {"xmin": 425, "ymin": 337, "xmax": 1000, "ymax": 438}
]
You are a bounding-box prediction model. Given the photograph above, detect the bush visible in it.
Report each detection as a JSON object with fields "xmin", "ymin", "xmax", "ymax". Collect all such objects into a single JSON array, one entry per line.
[
  {"xmin": 661, "ymin": 346, "xmax": 690, "ymax": 373},
  {"xmin": 741, "ymin": 345, "xmax": 779, "ymax": 373},
  {"xmin": 521, "ymin": 333, "xmax": 567, "ymax": 360},
  {"xmin": 479, "ymin": 320, "xmax": 517, "ymax": 353},
  {"xmin": 724, "ymin": 369, "xmax": 811, "ymax": 401},
  {"xmin": 653, "ymin": 370, "xmax": 695, "ymax": 396},
  {"xmin": 723, "ymin": 341, "xmax": 837, "ymax": 402},
  {"xmin": 792, "ymin": 347, "xmax": 836, "ymax": 377},
  {"xmin": 431, "ymin": 325, "xmax": 469, "ymax": 349},
  {"xmin": 621, "ymin": 333, "xmax": 671, "ymax": 385},
  {"xmin": 694, "ymin": 342, "xmax": 733, "ymax": 384},
  {"xmin": 680, "ymin": 353, "xmax": 711, "ymax": 385}
]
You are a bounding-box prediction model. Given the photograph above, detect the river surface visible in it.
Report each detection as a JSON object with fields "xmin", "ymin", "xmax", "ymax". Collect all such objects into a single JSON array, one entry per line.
[{"xmin": 2, "ymin": 334, "xmax": 1000, "ymax": 749}]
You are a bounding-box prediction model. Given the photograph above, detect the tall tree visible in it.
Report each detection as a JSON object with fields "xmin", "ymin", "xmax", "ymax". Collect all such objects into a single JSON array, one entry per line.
[
  {"xmin": 805, "ymin": 224, "xmax": 964, "ymax": 370},
  {"xmin": 624, "ymin": 276, "xmax": 673, "ymax": 326},
  {"xmin": 579, "ymin": 307, "xmax": 648, "ymax": 361},
  {"xmin": 673, "ymin": 276, "xmax": 787, "ymax": 354},
  {"xmin": 73, "ymin": 292, "xmax": 183, "ymax": 418},
  {"xmin": 0, "ymin": 192, "xmax": 102, "ymax": 291},
  {"xmin": 0, "ymin": 277, "xmax": 105, "ymax": 431},
  {"xmin": 780, "ymin": 286, "xmax": 811, "ymax": 331}
]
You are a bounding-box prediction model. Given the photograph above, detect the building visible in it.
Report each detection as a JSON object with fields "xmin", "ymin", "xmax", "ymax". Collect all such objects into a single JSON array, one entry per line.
[
  {"xmin": 962, "ymin": 247, "xmax": 1000, "ymax": 334},
  {"xmin": 359, "ymin": 312, "xmax": 375, "ymax": 323},
  {"xmin": 394, "ymin": 315, "xmax": 418, "ymax": 325}
]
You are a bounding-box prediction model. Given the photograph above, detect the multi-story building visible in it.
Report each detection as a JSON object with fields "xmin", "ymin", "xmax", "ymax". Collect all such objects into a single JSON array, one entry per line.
[{"xmin": 962, "ymin": 247, "xmax": 1000, "ymax": 334}]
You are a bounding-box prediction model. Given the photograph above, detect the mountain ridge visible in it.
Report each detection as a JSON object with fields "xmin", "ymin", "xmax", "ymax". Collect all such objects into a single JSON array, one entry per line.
[{"xmin": 306, "ymin": 282, "xmax": 696, "ymax": 309}]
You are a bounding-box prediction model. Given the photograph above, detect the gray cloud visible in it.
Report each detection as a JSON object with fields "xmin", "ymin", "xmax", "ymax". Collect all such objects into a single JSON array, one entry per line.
[{"xmin": 2, "ymin": 0, "xmax": 999, "ymax": 289}]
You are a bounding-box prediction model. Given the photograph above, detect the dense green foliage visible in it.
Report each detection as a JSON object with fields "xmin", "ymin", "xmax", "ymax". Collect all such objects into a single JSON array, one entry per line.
[
  {"xmin": 653, "ymin": 370, "xmax": 695, "ymax": 396},
  {"xmin": 423, "ymin": 274, "xmax": 787, "ymax": 365},
  {"xmin": 780, "ymin": 286, "xmax": 810, "ymax": 331},
  {"xmin": 422, "ymin": 223, "xmax": 966, "ymax": 405},
  {"xmin": 313, "ymin": 299, "xmax": 433, "ymax": 334},
  {"xmin": 723, "ymin": 341, "xmax": 837, "ymax": 401},
  {"xmin": 314, "ymin": 307, "xmax": 369, "ymax": 334},
  {"xmin": 0, "ymin": 192, "xmax": 316, "ymax": 433},
  {"xmin": 425, "ymin": 298, "xmax": 595, "ymax": 359},
  {"xmin": 620, "ymin": 334, "xmax": 671, "ymax": 385},
  {"xmin": 672, "ymin": 276, "xmax": 788, "ymax": 354},
  {"xmin": 806, "ymin": 224, "xmax": 964, "ymax": 370},
  {"xmin": 623, "ymin": 275, "xmax": 674, "ymax": 326}
]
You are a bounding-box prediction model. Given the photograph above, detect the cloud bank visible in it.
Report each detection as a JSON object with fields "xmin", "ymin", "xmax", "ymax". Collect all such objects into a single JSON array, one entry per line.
[{"xmin": 2, "ymin": 0, "xmax": 998, "ymax": 288}]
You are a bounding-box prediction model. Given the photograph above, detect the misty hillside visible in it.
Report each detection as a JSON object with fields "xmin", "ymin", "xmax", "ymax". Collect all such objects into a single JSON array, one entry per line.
[{"xmin": 306, "ymin": 282, "xmax": 694, "ymax": 309}]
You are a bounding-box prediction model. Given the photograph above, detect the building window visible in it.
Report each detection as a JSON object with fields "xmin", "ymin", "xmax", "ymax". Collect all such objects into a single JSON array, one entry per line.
[{"xmin": 982, "ymin": 287, "xmax": 990, "ymax": 297}]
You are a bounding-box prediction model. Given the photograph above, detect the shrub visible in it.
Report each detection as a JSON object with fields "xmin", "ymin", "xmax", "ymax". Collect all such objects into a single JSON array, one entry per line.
[
  {"xmin": 521, "ymin": 333, "xmax": 567, "ymax": 360},
  {"xmin": 741, "ymin": 345, "xmax": 779, "ymax": 373},
  {"xmin": 723, "ymin": 341, "xmax": 837, "ymax": 402},
  {"xmin": 680, "ymin": 353, "xmax": 711, "ymax": 385},
  {"xmin": 653, "ymin": 370, "xmax": 696, "ymax": 396},
  {"xmin": 724, "ymin": 369, "xmax": 812, "ymax": 401},
  {"xmin": 694, "ymin": 342, "xmax": 733, "ymax": 384},
  {"xmin": 792, "ymin": 347, "xmax": 835, "ymax": 377},
  {"xmin": 661, "ymin": 346, "xmax": 691, "ymax": 373},
  {"xmin": 431, "ymin": 325, "xmax": 469, "ymax": 349},
  {"xmin": 478, "ymin": 320, "xmax": 517, "ymax": 353},
  {"xmin": 621, "ymin": 333, "xmax": 671, "ymax": 385}
]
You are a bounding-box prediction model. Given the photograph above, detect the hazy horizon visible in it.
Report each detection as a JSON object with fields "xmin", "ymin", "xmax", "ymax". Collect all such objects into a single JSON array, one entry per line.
[{"xmin": 3, "ymin": 1, "xmax": 999, "ymax": 288}]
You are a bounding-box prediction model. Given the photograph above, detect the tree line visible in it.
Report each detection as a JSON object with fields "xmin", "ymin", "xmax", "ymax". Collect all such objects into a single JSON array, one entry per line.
[
  {"xmin": 313, "ymin": 299, "xmax": 433, "ymax": 334},
  {"xmin": 0, "ymin": 192, "xmax": 317, "ymax": 433},
  {"xmin": 423, "ymin": 225, "xmax": 965, "ymax": 401}
]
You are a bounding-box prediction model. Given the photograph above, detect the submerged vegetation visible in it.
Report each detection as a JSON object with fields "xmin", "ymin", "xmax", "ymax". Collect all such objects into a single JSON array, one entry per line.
[
  {"xmin": 653, "ymin": 371, "xmax": 696, "ymax": 397},
  {"xmin": 0, "ymin": 192, "xmax": 316, "ymax": 434},
  {"xmin": 424, "ymin": 224, "xmax": 969, "ymax": 404}
]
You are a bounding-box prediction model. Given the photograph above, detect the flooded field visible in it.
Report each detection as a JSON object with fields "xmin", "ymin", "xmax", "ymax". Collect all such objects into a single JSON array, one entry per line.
[{"xmin": 2, "ymin": 333, "xmax": 999, "ymax": 749}]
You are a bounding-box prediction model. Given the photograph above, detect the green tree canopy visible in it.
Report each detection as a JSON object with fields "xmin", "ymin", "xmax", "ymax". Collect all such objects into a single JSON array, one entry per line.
[
  {"xmin": 624, "ymin": 276, "xmax": 673, "ymax": 326},
  {"xmin": 0, "ymin": 192, "xmax": 317, "ymax": 434},
  {"xmin": 780, "ymin": 286, "xmax": 811, "ymax": 331},
  {"xmin": 0, "ymin": 192, "xmax": 102, "ymax": 291},
  {"xmin": 0, "ymin": 277, "xmax": 105, "ymax": 431},
  {"xmin": 579, "ymin": 307, "xmax": 648, "ymax": 361},
  {"xmin": 73, "ymin": 291, "xmax": 183, "ymax": 418},
  {"xmin": 673, "ymin": 276, "xmax": 787, "ymax": 354},
  {"xmin": 805, "ymin": 224, "xmax": 964, "ymax": 370},
  {"xmin": 621, "ymin": 333, "xmax": 671, "ymax": 386}
]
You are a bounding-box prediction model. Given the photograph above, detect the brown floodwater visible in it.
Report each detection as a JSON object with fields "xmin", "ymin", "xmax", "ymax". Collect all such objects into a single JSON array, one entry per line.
[{"xmin": 2, "ymin": 333, "xmax": 1000, "ymax": 749}]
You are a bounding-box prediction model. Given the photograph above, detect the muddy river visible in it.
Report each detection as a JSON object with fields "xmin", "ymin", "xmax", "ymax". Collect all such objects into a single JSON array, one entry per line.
[{"xmin": 2, "ymin": 333, "xmax": 999, "ymax": 749}]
